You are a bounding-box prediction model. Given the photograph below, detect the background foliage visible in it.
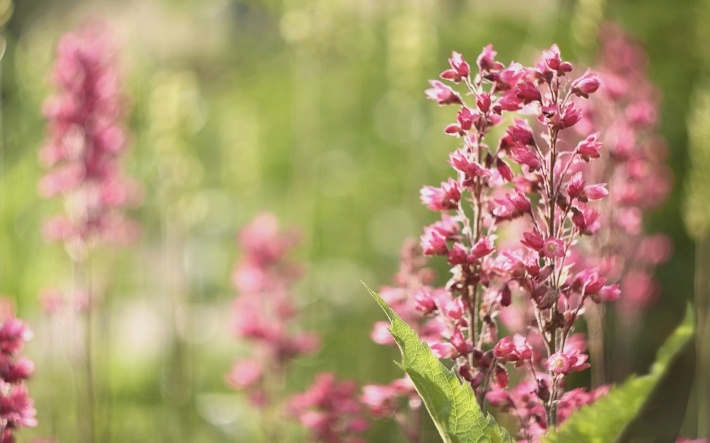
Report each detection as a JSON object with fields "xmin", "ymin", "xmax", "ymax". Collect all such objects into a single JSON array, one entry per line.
[{"xmin": 0, "ymin": 0, "xmax": 705, "ymax": 441}]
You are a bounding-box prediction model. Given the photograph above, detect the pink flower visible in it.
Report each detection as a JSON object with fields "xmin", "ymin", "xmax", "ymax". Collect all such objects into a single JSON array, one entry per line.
[
  {"xmin": 360, "ymin": 385, "xmax": 397, "ymax": 418},
  {"xmin": 476, "ymin": 44, "xmax": 504, "ymax": 72},
  {"xmin": 509, "ymin": 145, "xmax": 542, "ymax": 170},
  {"xmin": 39, "ymin": 24, "xmax": 140, "ymax": 246},
  {"xmin": 420, "ymin": 226, "xmax": 449, "ymax": 256},
  {"xmin": 494, "ymin": 334, "xmax": 532, "ymax": 362},
  {"xmin": 567, "ymin": 172, "xmax": 585, "ymax": 198},
  {"xmin": 470, "ymin": 236, "xmax": 495, "ymax": 260},
  {"xmin": 516, "ymin": 81, "xmax": 542, "ymax": 103},
  {"xmin": 439, "ymin": 51, "xmax": 470, "ymax": 81},
  {"xmin": 542, "ymin": 237, "xmax": 565, "ymax": 258},
  {"xmin": 584, "ymin": 183, "xmax": 608, "ymax": 200},
  {"xmin": 442, "ymin": 297, "xmax": 465, "ymax": 320},
  {"xmin": 477, "ymin": 93, "xmax": 492, "ymax": 113},
  {"xmin": 506, "ymin": 119, "xmax": 536, "ymax": 146},
  {"xmin": 226, "ymin": 360, "xmax": 263, "ymax": 390},
  {"xmin": 546, "ymin": 349, "xmax": 590, "ymax": 375},
  {"xmin": 521, "ymin": 230, "xmax": 544, "ymax": 251},
  {"xmin": 572, "ymin": 269, "xmax": 606, "ymax": 295},
  {"xmin": 572, "ymin": 205, "xmax": 601, "ymax": 234},
  {"xmin": 571, "ymin": 69, "xmax": 600, "ymax": 98},
  {"xmin": 576, "ymin": 132, "xmax": 603, "ymax": 160},
  {"xmin": 496, "ymin": 157, "xmax": 514, "ymax": 181},
  {"xmin": 539, "ymin": 44, "xmax": 572, "ymax": 74},
  {"xmin": 290, "ymin": 373, "xmax": 369, "ymax": 443},
  {"xmin": 597, "ymin": 284, "xmax": 621, "ymax": 303},
  {"xmin": 0, "ymin": 302, "xmax": 37, "ymax": 439},
  {"xmin": 420, "ymin": 178, "xmax": 461, "ymax": 211},
  {"xmin": 449, "ymin": 149, "xmax": 490, "ymax": 181},
  {"xmin": 430, "ymin": 342, "xmax": 457, "ymax": 359},
  {"xmin": 425, "ymin": 80, "xmax": 462, "ymax": 105}
]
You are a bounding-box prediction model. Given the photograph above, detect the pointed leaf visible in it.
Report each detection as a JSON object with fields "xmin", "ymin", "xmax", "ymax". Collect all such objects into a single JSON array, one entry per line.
[{"xmin": 365, "ymin": 284, "xmax": 513, "ymax": 443}]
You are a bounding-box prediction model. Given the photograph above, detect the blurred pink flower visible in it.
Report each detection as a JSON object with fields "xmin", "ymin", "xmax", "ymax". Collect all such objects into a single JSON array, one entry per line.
[
  {"xmin": 290, "ymin": 373, "xmax": 369, "ymax": 443},
  {"xmin": 0, "ymin": 299, "xmax": 36, "ymax": 440},
  {"xmin": 39, "ymin": 23, "xmax": 140, "ymax": 248}
]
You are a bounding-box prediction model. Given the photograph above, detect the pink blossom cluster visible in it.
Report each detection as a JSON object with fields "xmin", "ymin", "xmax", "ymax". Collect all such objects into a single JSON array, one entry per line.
[
  {"xmin": 39, "ymin": 23, "xmax": 139, "ymax": 250},
  {"xmin": 577, "ymin": 25, "xmax": 673, "ymax": 315},
  {"xmin": 408, "ymin": 44, "xmax": 618, "ymax": 439},
  {"xmin": 0, "ymin": 301, "xmax": 37, "ymax": 442},
  {"xmin": 289, "ymin": 373, "xmax": 370, "ymax": 443},
  {"xmin": 228, "ymin": 214, "xmax": 370, "ymax": 441},
  {"xmin": 227, "ymin": 213, "xmax": 320, "ymax": 406}
]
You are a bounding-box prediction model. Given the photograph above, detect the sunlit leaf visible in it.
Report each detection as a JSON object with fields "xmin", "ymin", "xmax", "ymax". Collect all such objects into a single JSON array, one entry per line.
[{"xmin": 366, "ymin": 284, "xmax": 513, "ymax": 443}]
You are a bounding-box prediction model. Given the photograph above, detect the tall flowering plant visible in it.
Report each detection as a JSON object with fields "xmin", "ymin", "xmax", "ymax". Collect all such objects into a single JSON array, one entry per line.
[
  {"xmin": 227, "ymin": 213, "xmax": 320, "ymax": 408},
  {"xmin": 227, "ymin": 214, "xmax": 369, "ymax": 443},
  {"xmin": 368, "ymin": 44, "xmax": 625, "ymax": 441},
  {"xmin": 0, "ymin": 299, "xmax": 37, "ymax": 443},
  {"xmin": 575, "ymin": 25, "xmax": 674, "ymax": 384},
  {"xmin": 37, "ymin": 23, "xmax": 139, "ymax": 443},
  {"xmin": 39, "ymin": 23, "xmax": 139, "ymax": 253}
]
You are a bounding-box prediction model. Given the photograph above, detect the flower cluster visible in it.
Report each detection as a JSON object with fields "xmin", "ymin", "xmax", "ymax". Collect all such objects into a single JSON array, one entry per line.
[
  {"xmin": 0, "ymin": 300, "xmax": 37, "ymax": 442},
  {"xmin": 578, "ymin": 24, "xmax": 673, "ymax": 316},
  {"xmin": 227, "ymin": 213, "xmax": 320, "ymax": 406},
  {"xmin": 416, "ymin": 44, "xmax": 617, "ymax": 438},
  {"xmin": 289, "ymin": 373, "xmax": 369, "ymax": 443},
  {"xmin": 39, "ymin": 23, "xmax": 139, "ymax": 253}
]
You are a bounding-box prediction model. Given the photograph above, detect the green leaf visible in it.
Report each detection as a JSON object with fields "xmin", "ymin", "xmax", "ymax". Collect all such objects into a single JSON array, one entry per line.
[
  {"xmin": 365, "ymin": 284, "xmax": 513, "ymax": 443},
  {"xmin": 544, "ymin": 305, "xmax": 695, "ymax": 443}
]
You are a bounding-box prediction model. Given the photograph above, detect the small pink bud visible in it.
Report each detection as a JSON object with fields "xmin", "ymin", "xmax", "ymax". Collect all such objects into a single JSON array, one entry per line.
[
  {"xmin": 521, "ymin": 230, "xmax": 544, "ymax": 251},
  {"xmin": 450, "ymin": 327, "xmax": 470, "ymax": 355},
  {"xmin": 449, "ymin": 51, "xmax": 470, "ymax": 77},
  {"xmin": 459, "ymin": 364, "xmax": 474, "ymax": 381},
  {"xmin": 506, "ymin": 119, "xmax": 536, "ymax": 146},
  {"xmin": 469, "ymin": 236, "xmax": 495, "ymax": 260},
  {"xmin": 443, "ymin": 297, "xmax": 465, "ymax": 320},
  {"xmin": 576, "ymin": 132, "xmax": 603, "ymax": 160},
  {"xmin": 476, "ymin": 92, "xmax": 491, "ymax": 113},
  {"xmin": 542, "ymin": 44, "xmax": 562, "ymax": 71},
  {"xmin": 420, "ymin": 178, "xmax": 461, "ymax": 211},
  {"xmin": 584, "ymin": 184, "xmax": 608, "ymax": 200},
  {"xmin": 560, "ymin": 103, "xmax": 582, "ymax": 129},
  {"xmin": 476, "ymin": 44, "xmax": 504, "ymax": 72},
  {"xmin": 567, "ymin": 172, "xmax": 585, "ymax": 198},
  {"xmin": 572, "ymin": 69, "xmax": 600, "ymax": 98},
  {"xmin": 496, "ymin": 158, "xmax": 514, "ymax": 181},
  {"xmin": 499, "ymin": 284, "xmax": 512, "ymax": 307},
  {"xmin": 597, "ymin": 284, "xmax": 621, "ymax": 302},
  {"xmin": 457, "ymin": 107, "xmax": 475, "ymax": 130},
  {"xmin": 425, "ymin": 80, "xmax": 462, "ymax": 106},
  {"xmin": 444, "ymin": 124, "xmax": 461, "ymax": 135},
  {"xmin": 430, "ymin": 342, "xmax": 456, "ymax": 359},
  {"xmin": 494, "ymin": 365, "xmax": 509, "ymax": 389},
  {"xmin": 413, "ymin": 289, "xmax": 437, "ymax": 313},
  {"xmin": 448, "ymin": 242, "xmax": 468, "ymax": 265},
  {"xmin": 516, "ymin": 81, "xmax": 542, "ymax": 103}
]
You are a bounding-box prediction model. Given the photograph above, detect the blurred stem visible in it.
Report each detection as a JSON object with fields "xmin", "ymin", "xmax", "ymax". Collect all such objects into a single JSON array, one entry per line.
[
  {"xmin": 75, "ymin": 254, "xmax": 96, "ymax": 443},
  {"xmin": 610, "ymin": 309, "xmax": 640, "ymax": 382},
  {"xmin": 396, "ymin": 405, "xmax": 422, "ymax": 443},
  {"xmin": 162, "ymin": 216, "xmax": 193, "ymax": 443},
  {"xmin": 408, "ymin": 406, "xmax": 422, "ymax": 443},
  {"xmin": 695, "ymin": 237, "xmax": 710, "ymax": 437},
  {"xmin": 586, "ymin": 303, "xmax": 605, "ymax": 387}
]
